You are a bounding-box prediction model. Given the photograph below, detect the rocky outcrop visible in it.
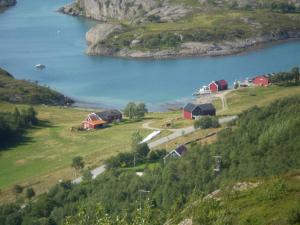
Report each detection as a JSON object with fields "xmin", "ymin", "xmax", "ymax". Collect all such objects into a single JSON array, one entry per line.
[
  {"xmin": 59, "ymin": 0, "xmax": 189, "ymax": 22},
  {"xmin": 85, "ymin": 23, "xmax": 124, "ymax": 55},
  {"xmin": 0, "ymin": 0, "xmax": 16, "ymax": 8},
  {"xmin": 86, "ymin": 30, "xmax": 300, "ymax": 59}
]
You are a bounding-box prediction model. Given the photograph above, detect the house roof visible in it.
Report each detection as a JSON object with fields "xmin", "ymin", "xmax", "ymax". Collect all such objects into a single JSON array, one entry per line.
[
  {"xmin": 183, "ymin": 103, "xmax": 198, "ymax": 112},
  {"xmin": 254, "ymin": 75, "xmax": 269, "ymax": 80},
  {"xmin": 163, "ymin": 145, "xmax": 188, "ymax": 160},
  {"xmin": 175, "ymin": 145, "xmax": 187, "ymax": 156},
  {"xmin": 215, "ymin": 80, "xmax": 228, "ymax": 86},
  {"xmin": 198, "ymin": 103, "xmax": 216, "ymax": 111},
  {"xmin": 96, "ymin": 109, "xmax": 122, "ymax": 120},
  {"xmin": 84, "ymin": 119, "xmax": 107, "ymax": 126}
]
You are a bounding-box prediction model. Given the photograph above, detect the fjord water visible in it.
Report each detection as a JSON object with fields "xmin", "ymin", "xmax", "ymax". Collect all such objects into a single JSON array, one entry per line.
[{"xmin": 1, "ymin": 0, "xmax": 300, "ymax": 110}]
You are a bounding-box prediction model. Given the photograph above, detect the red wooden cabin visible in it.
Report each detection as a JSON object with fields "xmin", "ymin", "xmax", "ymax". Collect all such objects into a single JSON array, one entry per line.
[
  {"xmin": 208, "ymin": 80, "xmax": 228, "ymax": 92},
  {"xmin": 253, "ymin": 76, "xmax": 269, "ymax": 86}
]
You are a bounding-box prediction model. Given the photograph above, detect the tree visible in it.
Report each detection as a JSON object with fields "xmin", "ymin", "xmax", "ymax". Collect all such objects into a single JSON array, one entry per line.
[
  {"xmin": 71, "ymin": 156, "xmax": 85, "ymax": 177},
  {"xmin": 25, "ymin": 188, "xmax": 35, "ymax": 199},
  {"xmin": 131, "ymin": 131, "xmax": 143, "ymax": 150},
  {"xmin": 82, "ymin": 169, "xmax": 93, "ymax": 182},
  {"xmin": 13, "ymin": 185, "xmax": 23, "ymax": 195},
  {"xmin": 123, "ymin": 102, "xmax": 148, "ymax": 119},
  {"xmin": 135, "ymin": 143, "xmax": 150, "ymax": 162},
  {"xmin": 194, "ymin": 116, "xmax": 219, "ymax": 129},
  {"xmin": 72, "ymin": 156, "xmax": 85, "ymax": 170},
  {"xmin": 136, "ymin": 103, "xmax": 148, "ymax": 119},
  {"xmin": 123, "ymin": 102, "xmax": 137, "ymax": 119}
]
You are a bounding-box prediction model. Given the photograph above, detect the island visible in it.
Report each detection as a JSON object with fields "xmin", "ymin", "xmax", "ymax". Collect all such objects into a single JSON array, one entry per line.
[{"xmin": 59, "ymin": 0, "xmax": 300, "ymax": 59}]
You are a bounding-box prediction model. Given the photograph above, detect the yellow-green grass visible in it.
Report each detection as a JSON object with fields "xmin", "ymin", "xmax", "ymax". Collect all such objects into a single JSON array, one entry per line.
[
  {"xmin": 149, "ymin": 111, "xmax": 194, "ymax": 129},
  {"xmin": 0, "ymin": 102, "xmax": 174, "ymax": 196},
  {"xmin": 154, "ymin": 128, "xmax": 220, "ymax": 151},
  {"xmin": 219, "ymin": 85, "xmax": 300, "ymax": 115},
  {"xmin": 109, "ymin": 9, "xmax": 300, "ymax": 51}
]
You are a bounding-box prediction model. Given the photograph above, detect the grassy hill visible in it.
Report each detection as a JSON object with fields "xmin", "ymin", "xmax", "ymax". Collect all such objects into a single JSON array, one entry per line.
[
  {"xmin": 0, "ymin": 68, "xmax": 73, "ymax": 105},
  {"xmin": 0, "ymin": 94, "xmax": 299, "ymax": 225},
  {"xmin": 171, "ymin": 174, "xmax": 300, "ymax": 225}
]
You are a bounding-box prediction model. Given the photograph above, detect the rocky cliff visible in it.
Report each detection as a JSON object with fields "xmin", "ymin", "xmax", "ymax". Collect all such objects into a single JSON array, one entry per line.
[
  {"xmin": 0, "ymin": 0, "xmax": 16, "ymax": 8},
  {"xmin": 59, "ymin": 0, "xmax": 189, "ymax": 22}
]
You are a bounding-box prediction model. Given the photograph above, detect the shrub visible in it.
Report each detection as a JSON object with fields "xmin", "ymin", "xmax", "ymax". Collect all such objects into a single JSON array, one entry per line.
[
  {"xmin": 13, "ymin": 185, "xmax": 23, "ymax": 194},
  {"xmin": 194, "ymin": 116, "xmax": 219, "ymax": 129},
  {"xmin": 25, "ymin": 188, "xmax": 35, "ymax": 199}
]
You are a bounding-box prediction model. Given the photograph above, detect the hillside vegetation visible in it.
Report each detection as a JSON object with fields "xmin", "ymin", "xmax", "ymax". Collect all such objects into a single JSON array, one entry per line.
[
  {"xmin": 1, "ymin": 95, "xmax": 299, "ymax": 224},
  {"xmin": 0, "ymin": 68, "xmax": 73, "ymax": 105},
  {"xmin": 64, "ymin": 0, "xmax": 300, "ymax": 58}
]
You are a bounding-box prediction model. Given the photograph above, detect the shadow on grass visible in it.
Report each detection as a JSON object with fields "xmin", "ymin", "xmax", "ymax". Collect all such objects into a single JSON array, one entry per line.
[{"xmin": 0, "ymin": 119, "xmax": 52, "ymax": 151}]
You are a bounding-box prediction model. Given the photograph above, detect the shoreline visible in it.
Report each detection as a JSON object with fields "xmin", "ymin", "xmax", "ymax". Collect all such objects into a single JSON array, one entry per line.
[{"xmin": 86, "ymin": 35, "xmax": 300, "ymax": 60}]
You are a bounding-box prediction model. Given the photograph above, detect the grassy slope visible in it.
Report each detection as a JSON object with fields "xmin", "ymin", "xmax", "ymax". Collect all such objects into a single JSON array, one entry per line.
[
  {"xmin": 219, "ymin": 85, "xmax": 300, "ymax": 115},
  {"xmin": 1, "ymin": 85, "xmax": 299, "ymax": 202},
  {"xmin": 0, "ymin": 103, "xmax": 150, "ymax": 189},
  {"xmin": 106, "ymin": 9, "xmax": 300, "ymax": 51},
  {"xmin": 173, "ymin": 174, "xmax": 300, "ymax": 225},
  {"xmin": 0, "ymin": 68, "xmax": 72, "ymax": 105}
]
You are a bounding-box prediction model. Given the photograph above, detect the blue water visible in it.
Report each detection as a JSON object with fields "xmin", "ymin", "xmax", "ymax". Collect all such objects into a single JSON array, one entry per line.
[{"xmin": 1, "ymin": 0, "xmax": 300, "ymax": 110}]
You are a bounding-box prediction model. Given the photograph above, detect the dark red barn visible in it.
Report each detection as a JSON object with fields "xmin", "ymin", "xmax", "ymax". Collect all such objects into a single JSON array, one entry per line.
[
  {"xmin": 209, "ymin": 80, "xmax": 228, "ymax": 92},
  {"xmin": 183, "ymin": 103, "xmax": 216, "ymax": 120},
  {"xmin": 253, "ymin": 76, "xmax": 269, "ymax": 86}
]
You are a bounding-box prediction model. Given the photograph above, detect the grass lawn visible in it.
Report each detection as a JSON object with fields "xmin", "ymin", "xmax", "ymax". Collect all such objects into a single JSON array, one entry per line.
[
  {"xmin": 149, "ymin": 111, "xmax": 194, "ymax": 129},
  {"xmin": 219, "ymin": 85, "xmax": 300, "ymax": 115},
  {"xmin": 154, "ymin": 128, "xmax": 220, "ymax": 151},
  {"xmin": 0, "ymin": 102, "xmax": 172, "ymax": 202},
  {"xmin": 107, "ymin": 9, "xmax": 300, "ymax": 51}
]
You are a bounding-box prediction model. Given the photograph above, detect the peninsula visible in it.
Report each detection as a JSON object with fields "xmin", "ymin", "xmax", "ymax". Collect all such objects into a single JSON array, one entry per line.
[{"xmin": 59, "ymin": 0, "xmax": 300, "ymax": 59}]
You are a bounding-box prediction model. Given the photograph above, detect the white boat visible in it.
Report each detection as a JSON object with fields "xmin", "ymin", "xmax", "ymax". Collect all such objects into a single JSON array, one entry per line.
[
  {"xmin": 35, "ymin": 64, "xmax": 46, "ymax": 69},
  {"xmin": 193, "ymin": 85, "xmax": 211, "ymax": 96}
]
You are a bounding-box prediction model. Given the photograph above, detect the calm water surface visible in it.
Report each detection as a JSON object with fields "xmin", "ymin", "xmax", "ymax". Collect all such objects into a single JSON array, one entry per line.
[{"xmin": 1, "ymin": 0, "xmax": 300, "ymax": 110}]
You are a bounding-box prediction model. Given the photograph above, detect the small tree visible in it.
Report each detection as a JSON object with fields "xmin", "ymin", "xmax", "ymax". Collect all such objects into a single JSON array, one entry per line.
[
  {"xmin": 194, "ymin": 116, "xmax": 219, "ymax": 129},
  {"xmin": 135, "ymin": 143, "xmax": 150, "ymax": 162},
  {"xmin": 124, "ymin": 102, "xmax": 137, "ymax": 119},
  {"xmin": 25, "ymin": 187, "xmax": 35, "ymax": 199},
  {"xmin": 71, "ymin": 156, "xmax": 85, "ymax": 177},
  {"xmin": 136, "ymin": 103, "xmax": 148, "ymax": 119},
  {"xmin": 123, "ymin": 102, "xmax": 148, "ymax": 120},
  {"xmin": 82, "ymin": 169, "xmax": 93, "ymax": 182},
  {"xmin": 13, "ymin": 185, "xmax": 23, "ymax": 195},
  {"xmin": 131, "ymin": 131, "xmax": 143, "ymax": 150}
]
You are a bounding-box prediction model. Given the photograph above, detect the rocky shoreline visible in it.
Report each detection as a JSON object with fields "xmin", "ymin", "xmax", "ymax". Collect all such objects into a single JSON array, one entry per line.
[
  {"xmin": 59, "ymin": 0, "xmax": 300, "ymax": 60},
  {"xmin": 85, "ymin": 24, "xmax": 300, "ymax": 59}
]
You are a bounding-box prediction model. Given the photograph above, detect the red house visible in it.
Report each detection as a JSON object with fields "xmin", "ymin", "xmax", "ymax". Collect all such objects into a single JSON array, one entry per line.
[
  {"xmin": 183, "ymin": 103, "xmax": 216, "ymax": 120},
  {"xmin": 208, "ymin": 80, "xmax": 228, "ymax": 92},
  {"xmin": 82, "ymin": 113, "xmax": 107, "ymax": 130},
  {"xmin": 253, "ymin": 76, "xmax": 269, "ymax": 86}
]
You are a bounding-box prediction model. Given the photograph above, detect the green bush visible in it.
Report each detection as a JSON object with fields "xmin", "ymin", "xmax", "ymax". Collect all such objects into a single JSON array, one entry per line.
[
  {"xmin": 194, "ymin": 116, "xmax": 219, "ymax": 129},
  {"xmin": 25, "ymin": 188, "xmax": 35, "ymax": 199}
]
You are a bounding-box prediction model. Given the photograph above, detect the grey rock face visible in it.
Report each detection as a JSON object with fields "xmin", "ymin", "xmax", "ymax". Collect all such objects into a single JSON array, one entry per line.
[
  {"xmin": 60, "ymin": 0, "xmax": 189, "ymax": 22},
  {"xmin": 86, "ymin": 23, "xmax": 124, "ymax": 55},
  {"xmin": 0, "ymin": 0, "xmax": 16, "ymax": 8}
]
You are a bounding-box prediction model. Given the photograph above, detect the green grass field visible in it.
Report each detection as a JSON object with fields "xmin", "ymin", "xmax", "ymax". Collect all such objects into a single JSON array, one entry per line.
[
  {"xmin": 0, "ymin": 103, "xmax": 183, "ymax": 198},
  {"xmin": 173, "ymin": 173, "xmax": 300, "ymax": 225},
  {"xmin": 219, "ymin": 85, "xmax": 300, "ymax": 115},
  {"xmin": 106, "ymin": 9, "xmax": 300, "ymax": 51},
  {"xmin": 1, "ymin": 84, "xmax": 299, "ymax": 202}
]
